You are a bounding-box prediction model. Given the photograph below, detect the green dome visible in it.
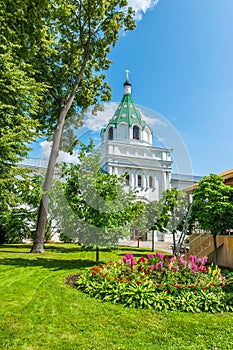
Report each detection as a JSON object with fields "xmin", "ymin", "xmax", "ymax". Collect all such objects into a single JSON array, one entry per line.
[{"xmin": 108, "ymin": 93, "xmax": 146, "ymax": 129}]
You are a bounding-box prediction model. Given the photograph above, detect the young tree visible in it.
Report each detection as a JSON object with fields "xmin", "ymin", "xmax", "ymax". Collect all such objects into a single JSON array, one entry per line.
[
  {"xmin": 159, "ymin": 188, "xmax": 188, "ymax": 255},
  {"xmin": 133, "ymin": 200, "xmax": 165, "ymax": 251},
  {"xmin": 52, "ymin": 145, "xmax": 143, "ymax": 264},
  {"xmin": 0, "ymin": 174, "xmax": 45, "ymax": 244},
  {"xmin": 28, "ymin": 0, "xmax": 136, "ymax": 253},
  {"xmin": 191, "ymin": 174, "xmax": 233, "ymax": 264}
]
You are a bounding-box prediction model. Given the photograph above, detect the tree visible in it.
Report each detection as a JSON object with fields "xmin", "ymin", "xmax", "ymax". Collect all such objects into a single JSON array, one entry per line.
[
  {"xmin": 0, "ymin": 0, "xmax": 47, "ymax": 210},
  {"xmin": 191, "ymin": 174, "xmax": 233, "ymax": 264},
  {"xmin": 132, "ymin": 200, "xmax": 165, "ymax": 251},
  {"xmin": 0, "ymin": 174, "xmax": 45, "ymax": 244},
  {"xmin": 28, "ymin": 0, "xmax": 136, "ymax": 253},
  {"xmin": 52, "ymin": 145, "xmax": 143, "ymax": 264},
  {"xmin": 159, "ymin": 188, "xmax": 188, "ymax": 255}
]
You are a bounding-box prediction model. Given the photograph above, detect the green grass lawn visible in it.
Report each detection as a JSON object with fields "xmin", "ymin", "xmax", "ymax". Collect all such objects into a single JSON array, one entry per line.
[{"xmin": 0, "ymin": 243, "xmax": 232, "ymax": 350}]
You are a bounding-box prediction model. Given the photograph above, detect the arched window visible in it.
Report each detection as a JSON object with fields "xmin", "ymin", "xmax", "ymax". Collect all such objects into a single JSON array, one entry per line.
[
  {"xmin": 149, "ymin": 176, "xmax": 153, "ymax": 188},
  {"xmin": 133, "ymin": 125, "xmax": 140, "ymax": 140},
  {"xmin": 108, "ymin": 127, "xmax": 113, "ymax": 140},
  {"xmin": 137, "ymin": 175, "xmax": 142, "ymax": 187},
  {"xmin": 125, "ymin": 174, "xmax": 130, "ymax": 186},
  {"xmin": 119, "ymin": 123, "xmax": 127, "ymax": 139}
]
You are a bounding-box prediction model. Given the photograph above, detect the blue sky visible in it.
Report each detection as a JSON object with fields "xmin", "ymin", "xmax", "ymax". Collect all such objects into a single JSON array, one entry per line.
[
  {"xmin": 30, "ymin": 0, "xmax": 233, "ymax": 177},
  {"xmin": 106, "ymin": 0, "xmax": 233, "ymax": 176}
]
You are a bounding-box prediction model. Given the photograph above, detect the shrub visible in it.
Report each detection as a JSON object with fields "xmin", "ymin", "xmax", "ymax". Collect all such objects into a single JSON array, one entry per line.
[{"xmin": 66, "ymin": 253, "xmax": 233, "ymax": 313}]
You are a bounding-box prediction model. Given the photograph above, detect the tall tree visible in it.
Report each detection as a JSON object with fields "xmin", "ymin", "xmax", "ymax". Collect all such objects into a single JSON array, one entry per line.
[
  {"xmin": 28, "ymin": 0, "xmax": 136, "ymax": 253},
  {"xmin": 0, "ymin": 0, "xmax": 48, "ymax": 210},
  {"xmin": 191, "ymin": 174, "xmax": 233, "ymax": 264},
  {"xmin": 51, "ymin": 145, "xmax": 143, "ymax": 264}
]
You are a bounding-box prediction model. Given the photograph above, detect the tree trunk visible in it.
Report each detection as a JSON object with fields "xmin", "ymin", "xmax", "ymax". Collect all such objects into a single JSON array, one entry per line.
[
  {"xmin": 96, "ymin": 246, "xmax": 99, "ymax": 265},
  {"xmin": 172, "ymin": 230, "xmax": 176, "ymax": 256},
  {"xmin": 213, "ymin": 232, "xmax": 218, "ymax": 265},
  {"xmin": 30, "ymin": 55, "xmax": 88, "ymax": 253},
  {"xmin": 151, "ymin": 230, "xmax": 155, "ymax": 252},
  {"xmin": 137, "ymin": 237, "xmax": 140, "ymax": 248},
  {"xmin": 31, "ymin": 108, "xmax": 67, "ymax": 253}
]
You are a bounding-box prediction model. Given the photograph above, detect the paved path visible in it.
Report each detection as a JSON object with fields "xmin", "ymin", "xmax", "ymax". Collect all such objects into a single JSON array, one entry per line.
[{"xmin": 118, "ymin": 240, "xmax": 172, "ymax": 254}]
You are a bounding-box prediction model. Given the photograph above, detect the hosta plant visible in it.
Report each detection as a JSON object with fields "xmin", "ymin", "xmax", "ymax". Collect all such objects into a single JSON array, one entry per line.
[{"xmin": 66, "ymin": 253, "xmax": 233, "ymax": 313}]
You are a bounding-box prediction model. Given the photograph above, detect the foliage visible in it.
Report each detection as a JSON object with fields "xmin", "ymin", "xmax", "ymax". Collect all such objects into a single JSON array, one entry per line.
[
  {"xmin": 51, "ymin": 145, "xmax": 144, "ymax": 262},
  {"xmin": 1, "ymin": 243, "xmax": 233, "ymax": 349},
  {"xmin": 69, "ymin": 252, "xmax": 233, "ymax": 313},
  {"xmin": 0, "ymin": 174, "xmax": 47, "ymax": 243},
  {"xmin": 133, "ymin": 200, "xmax": 164, "ymax": 233},
  {"xmin": 0, "ymin": 0, "xmax": 47, "ymax": 203},
  {"xmin": 159, "ymin": 188, "xmax": 189, "ymax": 253},
  {"xmin": 191, "ymin": 174, "xmax": 233, "ymax": 264},
  {"xmin": 27, "ymin": 0, "xmax": 136, "ymax": 252}
]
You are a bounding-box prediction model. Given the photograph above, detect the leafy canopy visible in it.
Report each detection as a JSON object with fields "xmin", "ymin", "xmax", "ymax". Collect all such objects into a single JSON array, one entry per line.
[
  {"xmin": 52, "ymin": 143, "xmax": 143, "ymax": 248},
  {"xmin": 191, "ymin": 174, "xmax": 233, "ymax": 235}
]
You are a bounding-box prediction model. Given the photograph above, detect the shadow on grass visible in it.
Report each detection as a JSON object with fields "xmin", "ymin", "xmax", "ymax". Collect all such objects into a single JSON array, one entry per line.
[
  {"xmin": 116, "ymin": 246, "xmax": 151, "ymax": 253},
  {"xmin": 0, "ymin": 244, "xmax": 32, "ymax": 253},
  {"xmin": 0, "ymin": 257, "xmax": 96, "ymax": 271}
]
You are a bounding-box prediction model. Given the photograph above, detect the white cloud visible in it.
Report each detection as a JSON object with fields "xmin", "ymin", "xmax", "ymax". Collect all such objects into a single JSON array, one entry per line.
[
  {"xmin": 128, "ymin": 0, "xmax": 159, "ymax": 20},
  {"xmin": 140, "ymin": 112, "xmax": 167, "ymax": 128},
  {"xmin": 39, "ymin": 140, "xmax": 79, "ymax": 164},
  {"xmin": 84, "ymin": 102, "xmax": 119, "ymax": 131}
]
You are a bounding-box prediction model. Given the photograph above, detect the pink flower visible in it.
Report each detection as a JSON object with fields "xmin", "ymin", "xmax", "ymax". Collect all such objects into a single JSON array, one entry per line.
[
  {"xmin": 192, "ymin": 265, "xmax": 197, "ymax": 273},
  {"xmin": 147, "ymin": 254, "xmax": 154, "ymax": 260},
  {"xmin": 174, "ymin": 265, "xmax": 179, "ymax": 272},
  {"xmin": 167, "ymin": 263, "xmax": 172, "ymax": 270},
  {"xmin": 170, "ymin": 256, "xmax": 175, "ymax": 264},
  {"xmin": 149, "ymin": 265, "xmax": 154, "ymax": 270},
  {"xmin": 123, "ymin": 253, "xmax": 135, "ymax": 267},
  {"xmin": 155, "ymin": 252, "xmax": 164, "ymax": 260},
  {"xmin": 179, "ymin": 257, "xmax": 186, "ymax": 266},
  {"xmin": 202, "ymin": 256, "xmax": 208, "ymax": 265},
  {"xmin": 155, "ymin": 261, "xmax": 164, "ymax": 272},
  {"xmin": 189, "ymin": 255, "xmax": 197, "ymax": 263},
  {"xmin": 198, "ymin": 265, "xmax": 204, "ymax": 273}
]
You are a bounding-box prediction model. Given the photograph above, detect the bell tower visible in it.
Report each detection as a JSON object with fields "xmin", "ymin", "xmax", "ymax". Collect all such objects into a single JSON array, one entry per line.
[{"xmin": 99, "ymin": 73, "xmax": 172, "ymax": 202}]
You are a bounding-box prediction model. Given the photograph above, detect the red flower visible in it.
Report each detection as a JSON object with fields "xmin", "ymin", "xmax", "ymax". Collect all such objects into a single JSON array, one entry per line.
[{"xmin": 138, "ymin": 256, "xmax": 146, "ymax": 263}]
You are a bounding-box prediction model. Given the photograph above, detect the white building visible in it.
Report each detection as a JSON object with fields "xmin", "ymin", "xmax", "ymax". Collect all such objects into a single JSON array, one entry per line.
[{"xmin": 99, "ymin": 77, "xmax": 172, "ymax": 205}]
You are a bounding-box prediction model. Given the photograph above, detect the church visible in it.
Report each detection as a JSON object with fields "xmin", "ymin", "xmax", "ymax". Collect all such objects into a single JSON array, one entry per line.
[
  {"xmin": 99, "ymin": 74, "xmax": 172, "ymax": 204},
  {"xmin": 99, "ymin": 73, "xmax": 199, "ymax": 243}
]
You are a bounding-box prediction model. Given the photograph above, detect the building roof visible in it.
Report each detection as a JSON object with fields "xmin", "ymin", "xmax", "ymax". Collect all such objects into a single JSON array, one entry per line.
[
  {"xmin": 108, "ymin": 89, "xmax": 146, "ymax": 129},
  {"xmin": 219, "ymin": 169, "xmax": 233, "ymax": 186},
  {"xmin": 101, "ymin": 77, "xmax": 151, "ymax": 133},
  {"xmin": 183, "ymin": 169, "xmax": 233, "ymax": 194}
]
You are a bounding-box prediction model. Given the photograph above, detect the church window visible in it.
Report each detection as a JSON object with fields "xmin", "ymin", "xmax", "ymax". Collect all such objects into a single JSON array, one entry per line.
[
  {"xmin": 108, "ymin": 127, "xmax": 113, "ymax": 140},
  {"xmin": 149, "ymin": 176, "xmax": 153, "ymax": 188},
  {"xmin": 137, "ymin": 175, "xmax": 142, "ymax": 187},
  {"xmin": 122, "ymin": 113, "xmax": 126, "ymax": 118},
  {"xmin": 132, "ymin": 114, "xmax": 136, "ymax": 119},
  {"xmin": 125, "ymin": 174, "xmax": 130, "ymax": 186},
  {"xmin": 133, "ymin": 125, "xmax": 140, "ymax": 140}
]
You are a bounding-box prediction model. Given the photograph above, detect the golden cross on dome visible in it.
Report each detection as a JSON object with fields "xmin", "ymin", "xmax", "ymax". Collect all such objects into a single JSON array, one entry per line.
[{"xmin": 124, "ymin": 69, "xmax": 130, "ymax": 81}]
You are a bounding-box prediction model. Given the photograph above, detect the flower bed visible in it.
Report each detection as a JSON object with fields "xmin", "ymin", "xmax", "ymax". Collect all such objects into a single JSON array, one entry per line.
[{"xmin": 66, "ymin": 253, "xmax": 233, "ymax": 313}]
